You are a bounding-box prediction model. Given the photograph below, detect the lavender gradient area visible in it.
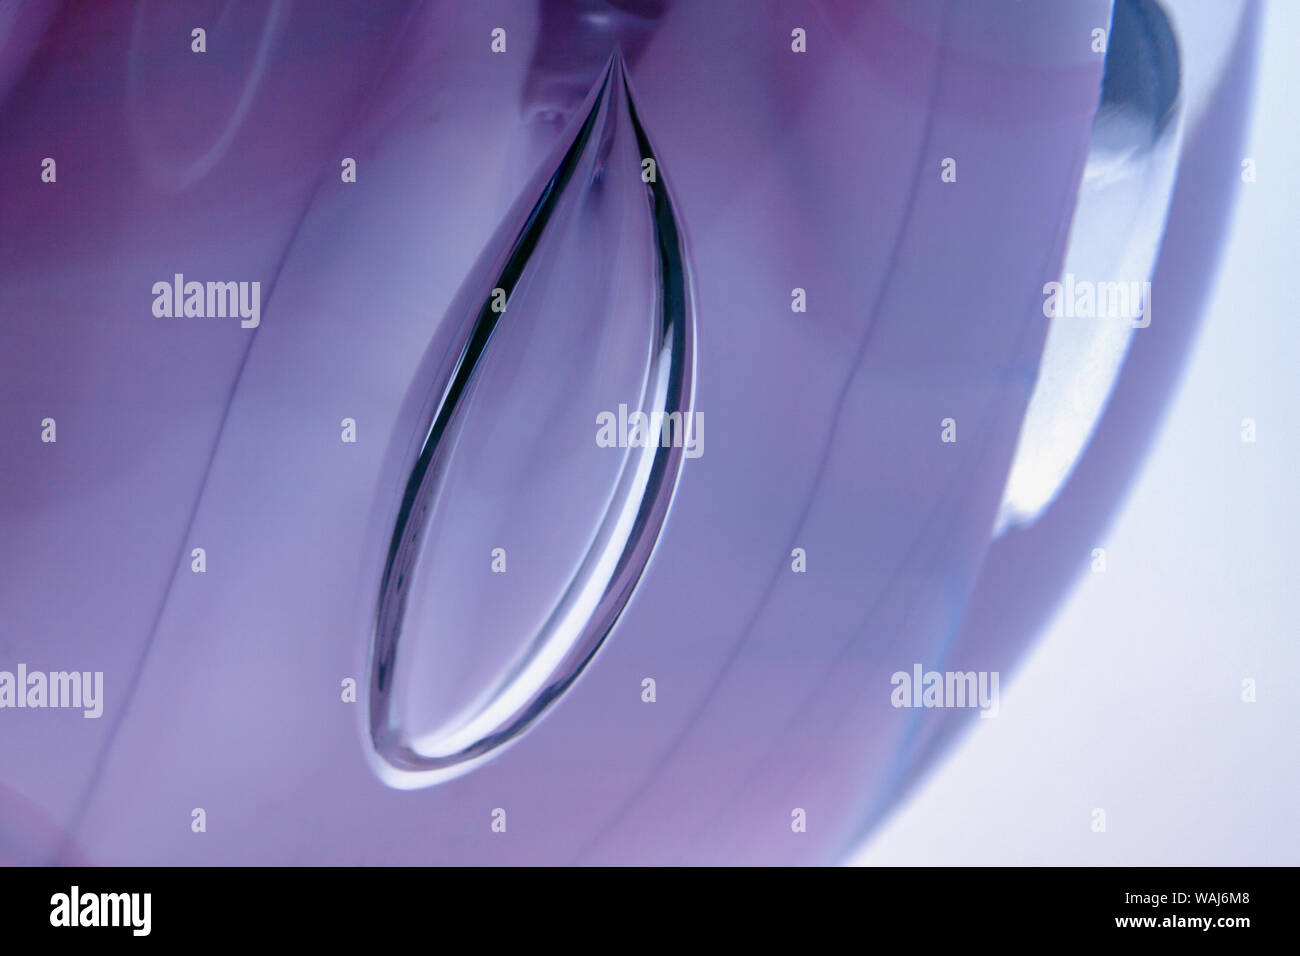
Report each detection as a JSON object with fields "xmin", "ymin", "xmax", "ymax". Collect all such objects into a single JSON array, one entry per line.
[{"xmin": 0, "ymin": 0, "xmax": 1254, "ymax": 865}]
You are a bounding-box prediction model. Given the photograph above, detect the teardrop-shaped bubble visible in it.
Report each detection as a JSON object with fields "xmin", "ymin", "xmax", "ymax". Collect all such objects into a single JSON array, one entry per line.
[{"xmin": 367, "ymin": 53, "xmax": 695, "ymax": 786}]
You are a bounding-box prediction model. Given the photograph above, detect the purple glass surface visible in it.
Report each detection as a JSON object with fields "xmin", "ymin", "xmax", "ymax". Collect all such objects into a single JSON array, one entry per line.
[{"xmin": 0, "ymin": 0, "xmax": 1261, "ymax": 865}]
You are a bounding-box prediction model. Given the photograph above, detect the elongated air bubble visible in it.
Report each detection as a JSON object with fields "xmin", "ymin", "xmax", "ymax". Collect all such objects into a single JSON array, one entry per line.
[
  {"xmin": 367, "ymin": 54, "xmax": 695, "ymax": 787},
  {"xmin": 126, "ymin": 0, "xmax": 291, "ymax": 191},
  {"xmin": 996, "ymin": 0, "xmax": 1182, "ymax": 534}
]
